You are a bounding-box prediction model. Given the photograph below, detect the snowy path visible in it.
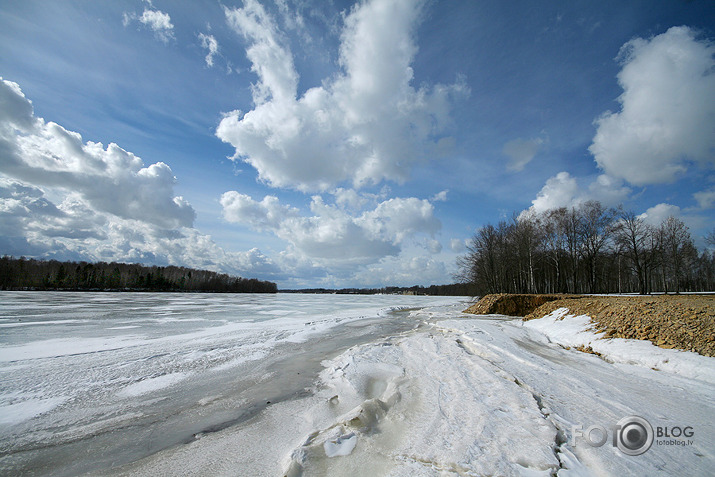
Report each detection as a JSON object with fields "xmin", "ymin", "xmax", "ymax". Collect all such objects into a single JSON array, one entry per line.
[{"xmin": 109, "ymin": 307, "xmax": 715, "ymax": 477}]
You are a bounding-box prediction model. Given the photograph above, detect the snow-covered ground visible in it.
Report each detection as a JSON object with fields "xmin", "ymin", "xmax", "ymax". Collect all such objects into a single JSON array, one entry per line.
[
  {"xmin": 1, "ymin": 293, "xmax": 713, "ymax": 476},
  {"xmin": 104, "ymin": 304, "xmax": 714, "ymax": 477}
]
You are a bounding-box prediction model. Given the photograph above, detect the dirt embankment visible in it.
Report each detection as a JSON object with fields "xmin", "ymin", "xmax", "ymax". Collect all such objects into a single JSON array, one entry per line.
[
  {"xmin": 462, "ymin": 293, "xmax": 581, "ymax": 316},
  {"xmin": 464, "ymin": 293, "xmax": 715, "ymax": 357}
]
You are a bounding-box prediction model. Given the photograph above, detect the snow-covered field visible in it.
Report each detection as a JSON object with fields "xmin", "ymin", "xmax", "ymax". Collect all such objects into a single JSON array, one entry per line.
[{"xmin": 1, "ymin": 293, "xmax": 714, "ymax": 476}]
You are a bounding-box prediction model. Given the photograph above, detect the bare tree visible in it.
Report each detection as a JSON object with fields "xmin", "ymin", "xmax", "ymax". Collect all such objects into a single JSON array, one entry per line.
[
  {"xmin": 512, "ymin": 212, "xmax": 543, "ymax": 293},
  {"xmin": 458, "ymin": 224, "xmax": 503, "ymax": 294},
  {"xmin": 614, "ymin": 211, "xmax": 652, "ymax": 295},
  {"xmin": 542, "ymin": 208, "xmax": 568, "ymax": 293},
  {"xmin": 706, "ymin": 228, "xmax": 715, "ymax": 247},
  {"xmin": 660, "ymin": 216, "xmax": 695, "ymax": 294},
  {"xmin": 578, "ymin": 201, "xmax": 618, "ymax": 293},
  {"xmin": 456, "ymin": 202, "xmax": 713, "ymax": 295},
  {"xmin": 558, "ymin": 206, "xmax": 582, "ymax": 293}
]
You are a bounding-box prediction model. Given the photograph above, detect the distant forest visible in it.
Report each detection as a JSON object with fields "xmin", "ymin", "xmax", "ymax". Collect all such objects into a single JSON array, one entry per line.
[
  {"xmin": 0, "ymin": 256, "xmax": 277, "ymax": 293},
  {"xmin": 457, "ymin": 201, "xmax": 715, "ymax": 295},
  {"xmin": 282, "ymin": 283, "xmax": 479, "ymax": 296}
]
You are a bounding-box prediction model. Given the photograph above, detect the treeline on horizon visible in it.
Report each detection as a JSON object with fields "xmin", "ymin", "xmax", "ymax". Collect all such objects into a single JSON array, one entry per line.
[
  {"xmin": 457, "ymin": 200, "xmax": 715, "ymax": 295},
  {"xmin": 282, "ymin": 283, "xmax": 479, "ymax": 296},
  {"xmin": 0, "ymin": 256, "xmax": 278, "ymax": 293}
]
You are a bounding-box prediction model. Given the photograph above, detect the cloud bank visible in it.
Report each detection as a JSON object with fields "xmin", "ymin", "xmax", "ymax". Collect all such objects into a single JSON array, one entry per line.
[
  {"xmin": 0, "ymin": 77, "xmax": 283, "ymax": 280},
  {"xmin": 0, "ymin": 0, "xmax": 465, "ymax": 288},
  {"xmin": 220, "ymin": 191, "xmax": 440, "ymax": 266},
  {"xmin": 528, "ymin": 26, "xmax": 714, "ymax": 217},
  {"xmin": 0, "ymin": 78, "xmax": 195, "ymax": 229},
  {"xmin": 216, "ymin": 0, "xmax": 468, "ymax": 192},
  {"xmin": 590, "ymin": 26, "xmax": 715, "ymax": 185},
  {"xmin": 209, "ymin": 0, "xmax": 465, "ymax": 286}
]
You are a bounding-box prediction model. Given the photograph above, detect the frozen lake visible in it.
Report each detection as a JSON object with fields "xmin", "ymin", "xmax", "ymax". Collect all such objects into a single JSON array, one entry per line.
[
  {"xmin": 0, "ymin": 291, "xmax": 465, "ymax": 475},
  {"xmin": 2, "ymin": 292, "xmax": 713, "ymax": 476}
]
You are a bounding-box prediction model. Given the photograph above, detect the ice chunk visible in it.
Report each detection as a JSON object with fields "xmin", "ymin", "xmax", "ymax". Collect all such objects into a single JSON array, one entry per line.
[{"xmin": 323, "ymin": 431, "xmax": 357, "ymax": 457}]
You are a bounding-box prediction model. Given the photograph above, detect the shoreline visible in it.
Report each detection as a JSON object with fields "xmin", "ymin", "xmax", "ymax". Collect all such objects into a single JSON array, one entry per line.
[{"xmin": 464, "ymin": 293, "xmax": 715, "ymax": 357}]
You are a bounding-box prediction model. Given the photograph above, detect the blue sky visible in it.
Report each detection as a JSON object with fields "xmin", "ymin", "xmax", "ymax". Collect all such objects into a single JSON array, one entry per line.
[{"xmin": 1, "ymin": 0, "xmax": 714, "ymax": 288}]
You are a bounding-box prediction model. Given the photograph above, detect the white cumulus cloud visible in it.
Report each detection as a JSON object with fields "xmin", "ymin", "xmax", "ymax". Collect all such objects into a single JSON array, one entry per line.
[
  {"xmin": 220, "ymin": 192, "xmax": 299, "ymax": 231},
  {"xmin": 0, "ymin": 77, "xmax": 285, "ymax": 281},
  {"xmin": 530, "ymin": 172, "xmax": 580, "ymax": 213},
  {"xmin": 528, "ymin": 172, "xmax": 629, "ymax": 215},
  {"xmin": 586, "ymin": 174, "xmax": 631, "ymax": 206},
  {"xmin": 431, "ymin": 190, "xmax": 449, "ymax": 202},
  {"xmin": 0, "ymin": 78, "xmax": 195, "ymax": 230},
  {"xmin": 352, "ymin": 254, "xmax": 449, "ymax": 288},
  {"xmin": 639, "ymin": 203, "xmax": 681, "ymax": 226},
  {"xmin": 216, "ymin": 0, "xmax": 468, "ymax": 192},
  {"xmin": 0, "ymin": 175, "xmax": 284, "ymax": 280},
  {"xmin": 220, "ymin": 190, "xmax": 441, "ymax": 266},
  {"xmin": 589, "ymin": 26, "xmax": 715, "ymax": 185}
]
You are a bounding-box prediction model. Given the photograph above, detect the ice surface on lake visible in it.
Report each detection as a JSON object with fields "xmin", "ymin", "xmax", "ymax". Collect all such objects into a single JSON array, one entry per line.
[
  {"xmin": 117, "ymin": 372, "xmax": 190, "ymax": 397},
  {"xmin": 0, "ymin": 395, "xmax": 69, "ymax": 427},
  {"xmin": 2, "ymin": 292, "xmax": 714, "ymax": 476},
  {"xmin": 0, "ymin": 291, "xmax": 460, "ymax": 475},
  {"xmin": 113, "ymin": 305, "xmax": 714, "ymax": 477}
]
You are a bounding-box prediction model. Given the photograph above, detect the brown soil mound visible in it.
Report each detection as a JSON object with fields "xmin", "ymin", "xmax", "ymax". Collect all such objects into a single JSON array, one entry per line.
[
  {"xmin": 463, "ymin": 293, "xmax": 580, "ymax": 317},
  {"xmin": 464, "ymin": 293, "xmax": 715, "ymax": 357},
  {"xmin": 525, "ymin": 295, "xmax": 715, "ymax": 356}
]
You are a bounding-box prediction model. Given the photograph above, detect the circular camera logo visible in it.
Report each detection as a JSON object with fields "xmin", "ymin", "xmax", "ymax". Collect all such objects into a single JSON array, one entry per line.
[{"xmin": 615, "ymin": 416, "xmax": 653, "ymax": 456}]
